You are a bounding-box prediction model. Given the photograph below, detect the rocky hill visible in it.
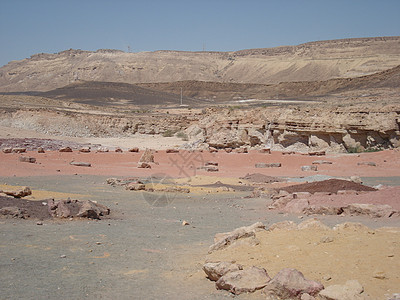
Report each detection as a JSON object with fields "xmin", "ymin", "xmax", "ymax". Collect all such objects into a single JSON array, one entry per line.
[{"xmin": 0, "ymin": 36, "xmax": 399, "ymax": 92}]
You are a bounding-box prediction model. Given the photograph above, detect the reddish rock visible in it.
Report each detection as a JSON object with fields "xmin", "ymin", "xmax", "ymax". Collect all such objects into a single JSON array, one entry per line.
[
  {"xmin": 224, "ymin": 148, "xmax": 233, "ymax": 153},
  {"xmin": 79, "ymin": 147, "xmax": 91, "ymax": 153},
  {"xmin": 115, "ymin": 147, "xmax": 123, "ymax": 153},
  {"xmin": 263, "ymin": 268, "xmax": 324, "ymax": 299},
  {"xmin": 259, "ymin": 148, "xmax": 271, "ymax": 154},
  {"xmin": 37, "ymin": 147, "xmax": 45, "ymax": 153},
  {"xmin": 76, "ymin": 200, "xmax": 110, "ymax": 219},
  {"xmin": 128, "ymin": 147, "xmax": 139, "ymax": 152}
]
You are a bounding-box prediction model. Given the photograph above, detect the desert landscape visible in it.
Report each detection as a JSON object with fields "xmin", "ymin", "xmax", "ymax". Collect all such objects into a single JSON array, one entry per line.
[{"xmin": 1, "ymin": 37, "xmax": 400, "ymax": 299}]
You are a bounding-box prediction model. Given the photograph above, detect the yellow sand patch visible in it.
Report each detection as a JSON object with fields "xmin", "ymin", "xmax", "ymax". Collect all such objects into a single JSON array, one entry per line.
[{"xmin": 0, "ymin": 184, "xmax": 90, "ymax": 201}]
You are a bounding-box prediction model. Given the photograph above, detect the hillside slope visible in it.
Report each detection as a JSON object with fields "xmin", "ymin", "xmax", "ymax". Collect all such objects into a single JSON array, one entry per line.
[{"xmin": 0, "ymin": 37, "xmax": 399, "ymax": 92}]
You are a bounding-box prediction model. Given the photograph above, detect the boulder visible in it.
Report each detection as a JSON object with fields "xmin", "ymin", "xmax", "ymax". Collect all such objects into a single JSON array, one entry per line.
[
  {"xmin": 137, "ymin": 162, "xmax": 151, "ymax": 169},
  {"xmin": 0, "ymin": 206, "xmax": 28, "ymax": 218},
  {"xmin": 79, "ymin": 147, "xmax": 91, "ymax": 153},
  {"xmin": 216, "ymin": 266, "xmax": 271, "ymax": 295},
  {"xmin": 76, "ymin": 200, "xmax": 110, "ymax": 219},
  {"xmin": 303, "ymin": 206, "xmax": 343, "ymax": 216},
  {"xmin": 224, "ymin": 148, "xmax": 233, "ymax": 153},
  {"xmin": 125, "ymin": 182, "xmax": 146, "ymax": 191},
  {"xmin": 166, "ymin": 149, "xmax": 179, "ymax": 153},
  {"xmin": 341, "ymin": 203, "xmax": 397, "ymax": 218},
  {"xmin": 97, "ymin": 147, "xmax": 109, "ymax": 153},
  {"xmin": 301, "ymin": 165, "xmax": 318, "ymax": 171},
  {"xmin": 2, "ymin": 186, "xmax": 32, "ymax": 198},
  {"xmin": 37, "ymin": 147, "xmax": 45, "ymax": 153},
  {"xmin": 308, "ymin": 151, "xmax": 326, "ymax": 156},
  {"xmin": 203, "ymin": 262, "xmax": 243, "ymax": 281},
  {"xmin": 235, "ymin": 147, "xmax": 248, "ymax": 153},
  {"xmin": 115, "ymin": 147, "xmax": 123, "ymax": 152},
  {"xmin": 318, "ymin": 280, "xmax": 368, "ymax": 300},
  {"xmin": 70, "ymin": 161, "xmax": 91, "ymax": 167},
  {"xmin": 128, "ymin": 147, "xmax": 139, "ymax": 152},
  {"xmin": 59, "ymin": 147, "xmax": 73, "ymax": 152},
  {"xmin": 209, "ymin": 222, "xmax": 265, "ymax": 252},
  {"xmin": 12, "ymin": 148, "xmax": 27, "ymax": 153},
  {"xmin": 18, "ymin": 156, "xmax": 36, "ymax": 163},
  {"xmin": 47, "ymin": 199, "xmax": 72, "ymax": 218},
  {"xmin": 263, "ymin": 268, "xmax": 324, "ymax": 299},
  {"xmin": 2, "ymin": 148, "xmax": 12, "ymax": 153},
  {"xmin": 255, "ymin": 163, "xmax": 281, "ymax": 168}
]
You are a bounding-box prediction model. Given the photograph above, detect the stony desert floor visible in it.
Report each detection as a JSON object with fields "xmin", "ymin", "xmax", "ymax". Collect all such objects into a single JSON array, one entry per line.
[{"xmin": 1, "ymin": 132, "xmax": 399, "ymax": 299}]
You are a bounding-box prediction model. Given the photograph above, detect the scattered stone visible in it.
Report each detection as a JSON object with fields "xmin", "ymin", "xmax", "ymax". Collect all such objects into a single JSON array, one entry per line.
[
  {"xmin": 259, "ymin": 148, "xmax": 271, "ymax": 154},
  {"xmin": 357, "ymin": 162, "xmax": 377, "ymax": 167},
  {"xmin": 342, "ymin": 203, "xmax": 397, "ymax": 218},
  {"xmin": 128, "ymin": 147, "xmax": 139, "ymax": 152},
  {"xmin": 235, "ymin": 147, "xmax": 248, "ymax": 153},
  {"xmin": 203, "ymin": 262, "xmax": 243, "ymax": 281},
  {"xmin": 0, "ymin": 206, "xmax": 28, "ymax": 218},
  {"xmin": 224, "ymin": 148, "xmax": 232, "ymax": 153},
  {"xmin": 139, "ymin": 149, "xmax": 155, "ymax": 163},
  {"xmin": 373, "ymin": 270, "xmax": 387, "ymax": 279},
  {"xmin": 48, "ymin": 199, "xmax": 110, "ymax": 219},
  {"xmin": 18, "ymin": 156, "xmax": 36, "ymax": 163},
  {"xmin": 263, "ymin": 268, "xmax": 324, "ymax": 299},
  {"xmin": 36, "ymin": 221, "xmax": 43, "ymax": 225},
  {"xmin": 255, "ymin": 162, "xmax": 281, "ymax": 168},
  {"xmin": 59, "ymin": 147, "xmax": 72, "ymax": 152},
  {"xmin": 2, "ymin": 186, "xmax": 32, "ymax": 198},
  {"xmin": 60, "ymin": 255, "xmax": 67, "ymax": 258},
  {"xmin": 12, "ymin": 148, "xmax": 27, "ymax": 153},
  {"xmin": 115, "ymin": 147, "xmax": 123, "ymax": 153},
  {"xmin": 125, "ymin": 182, "xmax": 146, "ymax": 191},
  {"xmin": 79, "ymin": 147, "xmax": 91, "ymax": 153},
  {"xmin": 209, "ymin": 147, "xmax": 218, "ymax": 153},
  {"xmin": 308, "ymin": 150, "xmax": 326, "ymax": 156},
  {"xmin": 349, "ymin": 176, "xmax": 362, "ymax": 184},
  {"xmin": 97, "ymin": 147, "xmax": 109, "ymax": 153},
  {"xmin": 205, "ymin": 161, "xmax": 218, "ymax": 166},
  {"xmin": 320, "ymin": 235, "xmax": 334, "ymax": 243},
  {"xmin": 312, "ymin": 160, "xmax": 332, "ymax": 165},
  {"xmin": 209, "ymin": 222, "xmax": 265, "ymax": 252},
  {"xmin": 204, "ymin": 166, "xmax": 219, "ymax": 172},
  {"xmin": 301, "ymin": 165, "xmax": 318, "ymax": 171},
  {"xmin": 318, "ymin": 280, "xmax": 367, "ymax": 300},
  {"xmin": 2, "ymin": 148, "xmax": 12, "ymax": 153},
  {"xmin": 216, "ymin": 266, "xmax": 271, "ymax": 295},
  {"xmin": 70, "ymin": 161, "xmax": 91, "ymax": 167},
  {"xmin": 285, "ymin": 198, "xmax": 310, "ymax": 214},
  {"xmin": 37, "ymin": 147, "xmax": 45, "ymax": 153},
  {"xmin": 182, "ymin": 220, "xmax": 190, "ymax": 226},
  {"xmin": 282, "ymin": 150, "xmax": 295, "ymax": 155},
  {"xmin": 166, "ymin": 149, "xmax": 179, "ymax": 153},
  {"xmin": 137, "ymin": 162, "xmax": 151, "ymax": 169}
]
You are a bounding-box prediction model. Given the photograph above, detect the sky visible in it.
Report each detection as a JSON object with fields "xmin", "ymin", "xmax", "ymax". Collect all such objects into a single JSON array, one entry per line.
[{"xmin": 0, "ymin": 0, "xmax": 399, "ymax": 67}]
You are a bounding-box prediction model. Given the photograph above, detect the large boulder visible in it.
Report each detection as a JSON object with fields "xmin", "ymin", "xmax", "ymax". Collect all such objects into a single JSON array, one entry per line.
[
  {"xmin": 216, "ymin": 266, "xmax": 271, "ymax": 295},
  {"xmin": 76, "ymin": 200, "xmax": 110, "ymax": 219},
  {"xmin": 2, "ymin": 186, "xmax": 32, "ymax": 198},
  {"xmin": 318, "ymin": 280, "xmax": 369, "ymax": 300},
  {"xmin": 263, "ymin": 268, "xmax": 324, "ymax": 299},
  {"xmin": 0, "ymin": 206, "xmax": 28, "ymax": 218},
  {"xmin": 203, "ymin": 262, "xmax": 243, "ymax": 281},
  {"xmin": 209, "ymin": 222, "xmax": 265, "ymax": 252},
  {"xmin": 342, "ymin": 203, "xmax": 397, "ymax": 218}
]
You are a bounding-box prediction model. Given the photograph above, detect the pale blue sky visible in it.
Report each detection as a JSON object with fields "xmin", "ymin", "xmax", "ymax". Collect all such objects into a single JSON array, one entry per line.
[{"xmin": 0, "ymin": 0, "xmax": 399, "ymax": 67}]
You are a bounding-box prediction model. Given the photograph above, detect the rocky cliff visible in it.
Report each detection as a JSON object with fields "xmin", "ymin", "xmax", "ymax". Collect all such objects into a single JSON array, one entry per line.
[{"xmin": 1, "ymin": 37, "xmax": 399, "ymax": 92}]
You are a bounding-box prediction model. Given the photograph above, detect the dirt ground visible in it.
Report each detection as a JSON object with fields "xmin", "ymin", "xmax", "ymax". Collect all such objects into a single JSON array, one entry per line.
[{"xmin": 1, "ymin": 136, "xmax": 400, "ymax": 299}]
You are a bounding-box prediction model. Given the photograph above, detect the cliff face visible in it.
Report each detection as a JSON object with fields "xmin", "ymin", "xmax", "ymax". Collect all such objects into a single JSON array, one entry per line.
[{"xmin": 1, "ymin": 37, "xmax": 400, "ymax": 92}]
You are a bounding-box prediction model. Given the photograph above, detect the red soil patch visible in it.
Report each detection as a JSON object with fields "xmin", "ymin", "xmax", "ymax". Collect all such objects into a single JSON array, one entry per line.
[{"xmin": 279, "ymin": 179, "xmax": 377, "ymax": 194}]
